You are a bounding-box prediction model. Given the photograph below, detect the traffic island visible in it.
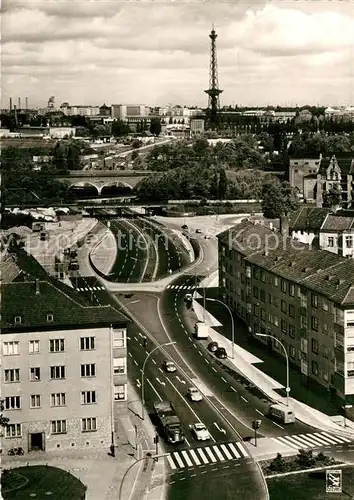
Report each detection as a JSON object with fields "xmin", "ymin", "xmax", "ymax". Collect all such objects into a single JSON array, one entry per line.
[{"xmin": 1, "ymin": 465, "xmax": 87, "ymax": 500}]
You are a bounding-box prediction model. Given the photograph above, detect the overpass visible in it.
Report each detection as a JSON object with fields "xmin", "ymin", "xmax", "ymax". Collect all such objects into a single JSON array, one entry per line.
[{"xmin": 56, "ymin": 170, "xmax": 154, "ymax": 195}]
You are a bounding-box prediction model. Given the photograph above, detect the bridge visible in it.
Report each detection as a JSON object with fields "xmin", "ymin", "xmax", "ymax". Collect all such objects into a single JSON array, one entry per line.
[{"xmin": 56, "ymin": 170, "xmax": 153, "ymax": 195}]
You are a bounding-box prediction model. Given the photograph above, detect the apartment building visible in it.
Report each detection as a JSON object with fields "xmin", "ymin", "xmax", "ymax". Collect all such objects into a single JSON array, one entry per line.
[
  {"xmin": 218, "ymin": 219, "xmax": 354, "ymax": 408},
  {"xmin": 1, "ymin": 278, "xmax": 129, "ymax": 454}
]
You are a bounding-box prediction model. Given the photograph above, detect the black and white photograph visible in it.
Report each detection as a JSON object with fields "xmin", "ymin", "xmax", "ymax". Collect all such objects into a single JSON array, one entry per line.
[{"xmin": 1, "ymin": 1, "xmax": 354, "ymax": 499}]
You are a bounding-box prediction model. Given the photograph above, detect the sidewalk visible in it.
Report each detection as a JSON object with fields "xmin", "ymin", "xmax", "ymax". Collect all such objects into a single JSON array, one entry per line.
[{"xmin": 192, "ymin": 295, "xmax": 354, "ymax": 440}]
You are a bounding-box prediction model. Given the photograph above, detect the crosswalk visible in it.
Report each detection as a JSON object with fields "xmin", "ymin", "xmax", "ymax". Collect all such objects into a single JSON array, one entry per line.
[
  {"xmin": 166, "ymin": 284, "xmax": 197, "ymax": 290},
  {"xmin": 272, "ymin": 431, "xmax": 352, "ymax": 451},
  {"xmin": 76, "ymin": 286, "xmax": 105, "ymax": 292},
  {"xmin": 166, "ymin": 441, "xmax": 249, "ymax": 470}
]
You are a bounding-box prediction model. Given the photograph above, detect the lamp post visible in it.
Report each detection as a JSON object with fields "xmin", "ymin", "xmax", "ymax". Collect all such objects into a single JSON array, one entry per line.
[
  {"xmin": 256, "ymin": 333, "xmax": 290, "ymax": 407},
  {"xmin": 141, "ymin": 341, "xmax": 177, "ymax": 420},
  {"xmin": 206, "ymin": 298, "xmax": 235, "ymax": 359},
  {"xmin": 118, "ymin": 453, "xmax": 169, "ymax": 500}
]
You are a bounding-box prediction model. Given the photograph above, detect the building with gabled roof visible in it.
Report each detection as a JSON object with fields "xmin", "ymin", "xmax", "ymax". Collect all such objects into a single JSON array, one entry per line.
[
  {"xmin": 1, "ymin": 275, "xmax": 129, "ymax": 454},
  {"xmin": 218, "ymin": 219, "xmax": 354, "ymax": 408}
]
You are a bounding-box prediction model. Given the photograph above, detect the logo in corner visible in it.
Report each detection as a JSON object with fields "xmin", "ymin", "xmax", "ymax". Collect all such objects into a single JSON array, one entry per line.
[{"xmin": 326, "ymin": 469, "xmax": 342, "ymax": 493}]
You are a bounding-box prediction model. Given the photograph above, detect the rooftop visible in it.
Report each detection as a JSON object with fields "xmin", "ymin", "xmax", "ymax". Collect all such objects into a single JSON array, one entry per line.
[
  {"xmin": 289, "ymin": 207, "xmax": 331, "ymax": 232},
  {"xmin": 321, "ymin": 214, "xmax": 354, "ymax": 232},
  {"xmin": 218, "ymin": 220, "xmax": 354, "ymax": 306}
]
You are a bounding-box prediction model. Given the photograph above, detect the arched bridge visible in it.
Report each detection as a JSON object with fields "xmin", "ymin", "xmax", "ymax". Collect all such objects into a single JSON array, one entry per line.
[{"xmin": 56, "ymin": 170, "xmax": 153, "ymax": 195}]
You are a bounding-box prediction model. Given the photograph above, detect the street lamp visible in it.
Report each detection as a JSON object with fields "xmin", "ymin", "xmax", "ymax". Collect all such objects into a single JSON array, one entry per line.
[
  {"xmin": 118, "ymin": 452, "xmax": 169, "ymax": 500},
  {"xmin": 206, "ymin": 298, "xmax": 235, "ymax": 359},
  {"xmin": 141, "ymin": 341, "xmax": 177, "ymax": 420},
  {"xmin": 256, "ymin": 333, "xmax": 290, "ymax": 407}
]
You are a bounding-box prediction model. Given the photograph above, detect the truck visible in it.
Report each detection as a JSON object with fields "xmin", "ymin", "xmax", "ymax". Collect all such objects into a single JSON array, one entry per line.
[
  {"xmin": 153, "ymin": 401, "xmax": 185, "ymax": 444},
  {"xmin": 194, "ymin": 321, "xmax": 209, "ymax": 339}
]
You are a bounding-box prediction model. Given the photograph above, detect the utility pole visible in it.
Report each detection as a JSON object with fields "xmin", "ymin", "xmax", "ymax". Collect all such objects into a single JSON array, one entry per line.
[
  {"xmin": 204, "ymin": 24, "xmax": 223, "ymax": 130},
  {"xmin": 154, "ymin": 434, "xmax": 159, "ymax": 460}
]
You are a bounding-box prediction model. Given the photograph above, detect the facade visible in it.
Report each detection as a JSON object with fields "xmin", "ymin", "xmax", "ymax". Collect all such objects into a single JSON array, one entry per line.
[
  {"xmin": 218, "ymin": 220, "xmax": 354, "ymax": 407},
  {"xmin": 111, "ymin": 104, "xmax": 149, "ymax": 121},
  {"xmin": 1, "ymin": 279, "xmax": 129, "ymax": 454},
  {"xmin": 190, "ymin": 118, "xmax": 205, "ymax": 135},
  {"xmin": 325, "ymin": 107, "xmax": 354, "ymax": 122},
  {"xmin": 59, "ymin": 104, "xmax": 100, "ymax": 116},
  {"xmin": 289, "ymin": 207, "xmax": 331, "ymax": 246},
  {"xmin": 319, "ymin": 214, "xmax": 354, "ymax": 258}
]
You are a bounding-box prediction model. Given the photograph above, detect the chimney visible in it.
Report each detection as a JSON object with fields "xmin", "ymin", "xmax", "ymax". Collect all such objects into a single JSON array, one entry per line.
[
  {"xmin": 18, "ymin": 97, "xmax": 21, "ymax": 109},
  {"xmin": 25, "ymin": 97, "xmax": 28, "ymax": 110},
  {"xmin": 280, "ymin": 215, "xmax": 289, "ymax": 237},
  {"xmin": 35, "ymin": 278, "xmax": 40, "ymax": 295},
  {"xmin": 9, "ymin": 97, "xmax": 12, "ymax": 111}
]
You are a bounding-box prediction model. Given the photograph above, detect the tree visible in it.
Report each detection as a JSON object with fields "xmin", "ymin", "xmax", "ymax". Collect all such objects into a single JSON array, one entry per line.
[
  {"xmin": 262, "ymin": 181, "xmax": 299, "ymax": 219},
  {"xmin": 218, "ymin": 169, "xmax": 228, "ymax": 199},
  {"xmin": 297, "ymin": 449, "xmax": 315, "ymax": 468},
  {"xmin": 112, "ymin": 119, "xmax": 130, "ymax": 137},
  {"xmin": 269, "ymin": 453, "xmax": 285, "ymax": 472},
  {"xmin": 0, "ymin": 400, "xmax": 10, "ymax": 435},
  {"xmin": 323, "ymin": 185, "xmax": 342, "ymax": 209},
  {"xmin": 67, "ymin": 143, "xmax": 81, "ymax": 170},
  {"xmin": 150, "ymin": 118, "xmax": 162, "ymax": 136},
  {"xmin": 131, "ymin": 150, "xmax": 139, "ymax": 161},
  {"xmin": 53, "ymin": 142, "xmax": 68, "ymax": 170}
]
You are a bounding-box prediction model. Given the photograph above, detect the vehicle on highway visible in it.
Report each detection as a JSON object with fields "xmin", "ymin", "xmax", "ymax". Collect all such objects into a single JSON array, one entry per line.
[
  {"xmin": 181, "ymin": 224, "xmax": 188, "ymax": 230},
  {"xmin": 204, "ymin": 234, "xmax": 211, "ymax": 239},
  {"xmin": 154, "ymin": 401, "xmax": 185, "ymax": 444},
  {"xmin": 187, "ymin": 387, "xmax": 203, "ymax": 402},
  {"xmin": 195, "ymin": 228, "xmax": 202, "ymax": 233},
  {"xmin": 162, "ymin": 360, "xmax": 177, "ymax": 373},
  {"xmin": 268, "ymin": 403, "xmax": 295, "ymax": 424},
  {"xmin": 194, "ymin": 321, "xmax": 209, "ymax": 339},
  {"xmin": 189, "ymin": 422, "xmax": 210, "ymax": 441},
  {"xmin": 208, "ymin": 341, "xmax": 218, "ymax": 352},
  {"xmin": 184, "ymin": 293, "xmax": 193, "ymax": 303},
  {"xmin": 215, "ymin": 347, "xmax": 227, "ymax": 359}
]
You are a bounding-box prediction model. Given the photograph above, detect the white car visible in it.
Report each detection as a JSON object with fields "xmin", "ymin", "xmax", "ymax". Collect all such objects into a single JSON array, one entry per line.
[
  {"xmin": 163, "ymin": 360, "xmax": 177, "ymax": 373},
  {"xmin": 189, "ymin": 422, "xmax": 210, "ymax": 441},
  {"xmin": 187, "ymin": 387, "xmax": 203, "ymax": 402}
]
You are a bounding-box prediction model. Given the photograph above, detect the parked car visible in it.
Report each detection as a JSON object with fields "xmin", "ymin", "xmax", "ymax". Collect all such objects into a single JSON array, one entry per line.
[
  {"xmin": 162, "ymin": 360, "xmax": 177, "ymax": 373},
  {"xmin": 208, "ymin": 341, "xmax": 218, "ymax": 352},
  {"xmin": 189, "ymin": 422, "xmax": 210, "ymax": 441},
  {"xmin": 215, "ymin": 347, "xmax": 227, "ymax": 359},
  {"xmin": 187, "ymin": 387, "xmax": 203, "ymax": 402}
]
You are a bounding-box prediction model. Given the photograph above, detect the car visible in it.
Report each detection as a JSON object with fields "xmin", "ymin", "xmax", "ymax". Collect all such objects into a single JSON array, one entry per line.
[
  {"xmin": 162, "ymin": 360, "xmax": 177, "ymax": 373},
  {"xmin": 187, "ymin": 387, "xmax": 203, "ymax": 402},
  {"xmin": 181, "ymin": 224, "xmax": 188, "ymax": 230},
  {"xmin": 204, "ymin": 234, "xmax": 211, "ymax": 239},
  {"xmin": 184, "ymin": 293, "xmax": 193, "ymax": 303},
  {"xmin": 195, "ymin": 228, "xmax": 202, "ymax": 233},
  {"xmin": 208, "ymin": 341, "xmax": 218, "ymax": 352},
  {"xmin": 215, "ymin": 347, "xmax": 227, "ymax": 359},
  {"xmin": 189, "ymin": 422, "xmax": 210, "ymax": 441}
]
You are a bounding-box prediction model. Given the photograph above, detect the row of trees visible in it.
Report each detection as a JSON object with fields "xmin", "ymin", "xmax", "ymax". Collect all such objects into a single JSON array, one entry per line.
[{"xmin": 288, "ymin": 131, "xmax": 354, "ymax": 158}]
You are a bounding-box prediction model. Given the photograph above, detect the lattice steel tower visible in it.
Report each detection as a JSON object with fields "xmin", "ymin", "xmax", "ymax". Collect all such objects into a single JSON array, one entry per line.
[{"xmin": 204, "ymin": 25, "xmax": 223, "ymax": 130}]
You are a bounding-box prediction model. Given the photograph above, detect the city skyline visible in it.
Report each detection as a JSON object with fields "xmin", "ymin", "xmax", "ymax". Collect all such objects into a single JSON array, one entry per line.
[{"xmin": 2, "ymin": 0, "xmax": 354, "ymax": 109}]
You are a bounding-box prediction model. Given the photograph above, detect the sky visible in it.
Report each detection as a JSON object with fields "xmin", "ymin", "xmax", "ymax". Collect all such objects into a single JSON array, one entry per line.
[{"xmin": 2, "ymin": 0, "xmax": 354, "ymax": 109}]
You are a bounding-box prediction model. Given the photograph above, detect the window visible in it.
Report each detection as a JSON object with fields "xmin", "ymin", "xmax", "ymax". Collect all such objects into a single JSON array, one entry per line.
[
  {"xmin": 328, "ymin": 237, "xmax": 334, "ymax": 248},
  {"xmin": 113, "ymin": 329, "xmax": 126, "ymax": 348},
  {"xmin": 300, "ymin": 315, "xmax": 307, "ymax": 330},
  {"xmin": 274, "ymin": 316, "xmax": 279, "ymax": 327},
  {"xmin": 268, "ymin": 293, "xmax": 272, "ymax": 304},
  {"xmin": 114, "ymin": 384, "xmax": 126, "ymax": 401},
  {"xmin": 260, "ymin": 270, "xmax": 267, "ymax": 283},
  {"xmin": 346, "ymin": 236, "xmax": 353, "ymax": 248},
  {"xmin": 80, "ymin": 337, "xmax": 95, "ymax": 350},
  {"xmin": 5, "ymin": 396, "xmax": 21, "ymax": 410},
  {"xmin": 288, "ymin": 304, "xmax": 295, "ymax": 318},
  {"xmin": 281, "ymin": 300, "xmax": 287, "ymax": 314},
  {"xmin": 47, "ymin": 313, "xmax": 54, "ymax": 322},
  {"xmin": 30, "ymin": 395, "xmax": 41, "ymax": 408},
  {"xmin": 81, "ymin": 364, "xmax": 96, "ymax": 377},
  {"xmin": 322, "ymin": 300, "xmax": 329, "ymax": 311},
  {"xmin": 113, "ymin": 357, "xmax": 126, "ymax": 374},
  {"xmin": 50, "ymin": 366, "xmax": 66, "ymax": 379},
  {"xmin": 29, "ymin": 340, "xmax": 40, "ymax": 354},
  {"xmin": 290, "ymin": 346, "xmax": 296, "ymax": 359},
  {"xmin": 3, "ymin": 341, "xmax": 19, "ymax": 356},
  {"xmin": 311, "ymin": 293, "xmax": 318, "ymax": 308},
  {"xmin": 281, "ymin": 280, "xmax": 287, "ymax": 293},
  {"xmin": 253, "ymin": 286, "xmax": 259, "ymax": 299},
  {"xmin": 30, "ymin": 367, "xmax": 41, "ymax": 381},
  {"xmin": 253, "ymin": 267, "xmax": 259, "ymax": 280},
  {"xmin": 82, "ymin": 417, "xmax": 97, "ymax": 432},
  {"xmin": 312, "ymin": 360, "xmax": 318, "ymax": 376},
  {"xmin": 289, "ymin": 283, "xmax": 295, "ymax": 297},
  {"xmin": 273, "ymin": 276, "xmax": 279, "ymax": 287},
  {"xmin": 281, "ymin": 320, "xmax": 288, "ymax": 334},
  {"xmin": 289, "ymin": 325, "xmax": 295, "ymax": 338},
  {"xmin": 50, "ymin": 393, "xmax": 66, "ymax": 407},
  {"xmin": 14, "ymin": 315, "xmax": 22, "ymax": 324},
  {"xmin": 253, "ymin": 304, "xmax": 259, "ymax": 317},
  {"xmin": 261, "ymin": 309, "xmax": 266, "ymax": 321},
  {"xmin": 5, "ymin": 424, "xmax": 22, "ymax": 438},
  {"xmin": 4, "ymin": 369, "xmax": 20, "ymax": 383},
  {"xmin": 49, "ymin": 339, "xmax": 65, "ymax": 352},
  {"xmin": 260, "ymin": 289, "xmax": 265, "ymax": 303},
  {"xmin": 81, "ymin": 391, "xmax": 96, "ymax": 404},
  {"xmin": 311, "ymin": 316, "xmax": 318, "ymax": 331},
  {"xmin": 51, "ymin": 420, "xmax": 67, "ymax": 434},
  {"xmin": 311, "ymin": 338, "xmax": 319, "ymax": 354}
]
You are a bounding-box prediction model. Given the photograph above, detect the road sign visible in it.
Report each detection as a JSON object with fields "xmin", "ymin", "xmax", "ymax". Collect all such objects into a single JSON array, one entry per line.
[{"xmin": 326, "ymin": 470, "xmax": 342, "ymax": 493}]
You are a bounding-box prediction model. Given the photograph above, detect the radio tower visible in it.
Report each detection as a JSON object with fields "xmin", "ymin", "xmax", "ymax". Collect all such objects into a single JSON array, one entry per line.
[{"xmin": 204, "ymin": 24, "xmax": 223, "ymax": 130}]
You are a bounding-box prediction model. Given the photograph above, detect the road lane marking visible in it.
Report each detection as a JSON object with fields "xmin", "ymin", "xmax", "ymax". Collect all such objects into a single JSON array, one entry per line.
[
  {"xmin": 241, "ymin": 396, "xmax": 248, "ymax": 403},
  {"xmin": 220, "ymin": 444, "xmax": 233, "ymax": 460},
  {"xmin": 321, "ymin": 432, "xmax": 351, "ymax": 444},
  {"xmin": 212, "ymin": 446, "xmax": 225, "ymax": 461},
  {"xmin": 156, "ymin": 378, "xmax": 165, "ymax": 386},
  {"xmin": 147, "ymin": 378, "xmax": 162, "ymax": 401},
  {"xmin": 205, "ymin": 447, "xmax": 217, "ymax": 462},
  {"xmin": 173, "ymin": 452, "xmax": 185, "ymax": 468},
  {"xmin": 198, "ymin": 351, "xmax": 203, "ymax": 356},
  {"xmin": 158, "ymin": 368, "xmax": 164, "ymax": 374},
  {"xmin": 151, "ymin": 359, "xmax": 157, "ymax": 365},
  {"xmin": 213, "ymin": 422, "xmax": 226, "ymax": 434},
  {"xmin": 221, "ymin": 377, "xmax": 227, "ymax": 383},
  {"xmin": 133, "ymin": 360, "xmax": 138, "ymax": 366},
  {"xmin": 212, "ymin": 367, "xmax": 217, "ymax": 372},
  {"xmin": 313, "ymin": 433, "xmax": 342, "ymax": 445},
  {"xmin": 272, "ymin": 436, "xmax": 302, "ymax": 450},
  {"xmin": 197, "ymin": 448, "xmax": 209, "ymax": 464},
  {"xmin": 272, "ymin": 421, "xmax": 284, "ymax": 429},
  {"xmin": 235, "ymin": 442, "xmax": 249, "ymax": 458},
  {"xmin": 255, "ymin": 409, "xmax": 264, "ymax": 416},
  {"xmin": 189, "ymin": 449, "xmax": 201, "ymax": 466},
  {"xmin": 176, "ymin": 376, "xmax": 186, "ymax": 384},
  {"xmin": 181, "ymin": 450, "xmax": 193, "ymax": 467},
  {"xmin": 230, "ymin": 386, "xmax": 237, "ymax": 393},
  {"xmin": 227, "ymin": 443, "xmax": 241, "ymax": 459},
  {"xmin": 128, "ymin": 352, "xmax": 132, "ymax": 357},
  {"xmin": 167, "ymin": 455, "xmax": 177, "ymax": 470}
]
